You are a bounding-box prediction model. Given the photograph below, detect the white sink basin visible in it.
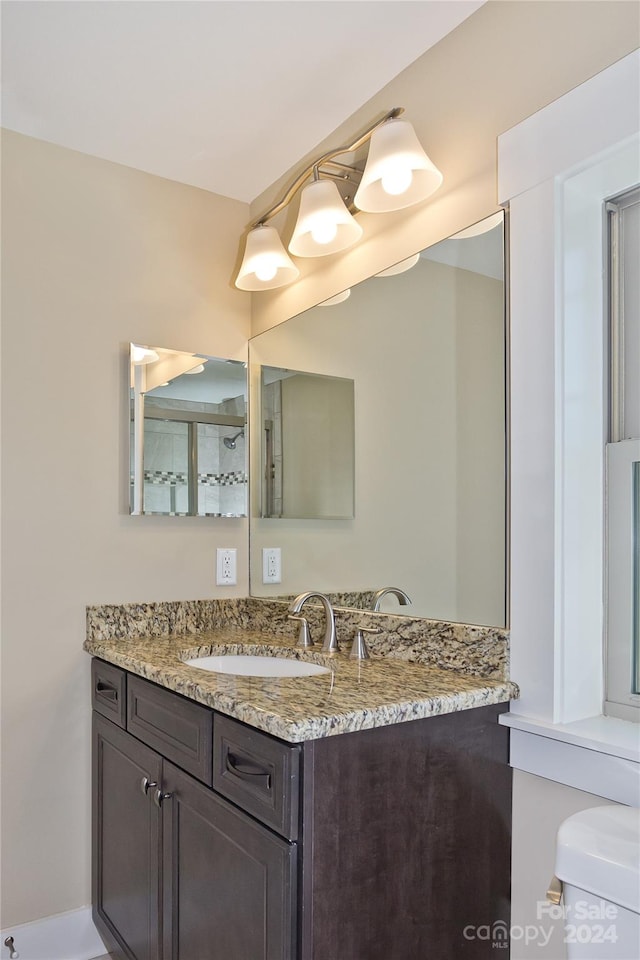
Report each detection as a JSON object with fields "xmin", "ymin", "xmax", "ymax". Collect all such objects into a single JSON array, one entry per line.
[{"xmin": 183, "ymin": 654, "xmax": 330, "ymax": 678}]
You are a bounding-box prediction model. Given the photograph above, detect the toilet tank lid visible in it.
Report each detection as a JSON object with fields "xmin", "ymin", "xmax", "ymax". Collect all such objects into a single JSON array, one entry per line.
[{"xmin": 555, "ymin": 806, "xmax": 640, "ymax": 914}]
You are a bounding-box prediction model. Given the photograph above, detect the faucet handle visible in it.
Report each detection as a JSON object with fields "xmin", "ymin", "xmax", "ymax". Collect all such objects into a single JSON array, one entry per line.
[
  {"xmin": 287, "ymin": 614, "xmax": 313, "ymax": 648},
  {"xmin": 349, "ymin": 626, "xmax": 381, "ymax": 661}
]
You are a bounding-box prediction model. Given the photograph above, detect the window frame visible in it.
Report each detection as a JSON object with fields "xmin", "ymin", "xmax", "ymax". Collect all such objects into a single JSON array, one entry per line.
[{"xmin": 497, "ymin": 50, "xmax": 640, "ymax": 798}]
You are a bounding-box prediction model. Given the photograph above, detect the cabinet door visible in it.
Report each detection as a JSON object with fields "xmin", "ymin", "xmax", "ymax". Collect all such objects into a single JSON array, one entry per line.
[
  {"xmin": 93, "ymin": 714, "xmax": 162, "ymax": 960},
  {"xmin": 161, "ymin": 761, "xmax": 297, "ymax": 960}
]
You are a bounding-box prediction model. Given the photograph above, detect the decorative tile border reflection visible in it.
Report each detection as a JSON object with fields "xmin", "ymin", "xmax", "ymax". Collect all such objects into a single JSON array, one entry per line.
[
  {"xmin": 132, "ymin": 470, "xmax": 248, "ymax": 487},
  {"xmin": 198, "ymin": 471, "xmax": 247, "ymax": 487}
]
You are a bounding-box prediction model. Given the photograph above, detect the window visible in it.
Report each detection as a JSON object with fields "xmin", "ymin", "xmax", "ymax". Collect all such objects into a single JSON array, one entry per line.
[
  {"xmin": 497, "ymin": 52, "xmax": 639, "ymax": 801},
  {"xmin": 605, "ymin": 187, "xmax": 640, "ymax": 720}
]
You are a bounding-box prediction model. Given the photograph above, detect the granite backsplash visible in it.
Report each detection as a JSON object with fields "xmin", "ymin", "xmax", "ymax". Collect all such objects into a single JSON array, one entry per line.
[{"xmin": 86, "ymin": 598, "xmax": 509, "ymax": 681}]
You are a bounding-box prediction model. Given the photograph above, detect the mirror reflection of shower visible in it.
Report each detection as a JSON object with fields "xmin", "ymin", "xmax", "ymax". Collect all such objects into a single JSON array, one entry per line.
[
  {"xmin": 129, "ymin": 345, "xmax": 248, "ymax": 517},
  {"xmin": 223, "ymin": 429, "xmax": 245, "ymax": 450}
]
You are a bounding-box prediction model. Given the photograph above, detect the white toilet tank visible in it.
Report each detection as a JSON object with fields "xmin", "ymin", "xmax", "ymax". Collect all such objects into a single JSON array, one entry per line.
[{"xmin": 555, "ymin": 805, "xmax": 640, "ymax": 960}]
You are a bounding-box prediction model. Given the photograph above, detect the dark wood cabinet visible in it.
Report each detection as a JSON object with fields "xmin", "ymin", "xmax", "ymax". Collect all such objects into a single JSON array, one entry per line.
[
  {"xmin": 127, "ymin": 675, "xmax": 213, "ymax": 786},
  {"xmin": 93, "ymin": 719, "xmax": 296, "ymax": 960},
  {"xmin": 92, "ymin": 661, "xmax": 511, "ymax": 960},
  {"xmin": 93, "ymin": 714, "xmax": 162, "ymax": 960},
  {"xmin": 212, "ymin": 712, "xmax": 300, "ymax": 841},
  {"xmin": 161, "ymin": 761, "xmax": 296, "ymax": 960},
  {"xmin": 299, "ymin": 704, "xmax": 512, "ymax": 960},
  {"xmin": 92, "ymin": 658, "xmax": 127, "ymax": 728}
]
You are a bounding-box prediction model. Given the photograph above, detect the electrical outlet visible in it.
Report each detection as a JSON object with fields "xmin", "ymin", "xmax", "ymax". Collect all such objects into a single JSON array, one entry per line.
[
  {"xmin": 216, "ymin": 548, "xmax": 237, "ymax": 586},
  {"xmin": 262, "ymin": 547, "xmax": 282, "ymax": 584}
]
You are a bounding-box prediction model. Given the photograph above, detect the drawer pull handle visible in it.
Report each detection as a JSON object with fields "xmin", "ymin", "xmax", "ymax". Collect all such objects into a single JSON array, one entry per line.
[
  {"xmin": 140, "ymin": 776, "xmax": 158, "ymax": 797},
  {"xmin": 225, "ymin": 752, "xmax": 271, "ymax": 790},
  {"xmin": 95, "ymin": 682, "xmax": 118, "ymax": 702},
  {"xmin": 154, "ymin": 789, "xmax": 173, "ymax": 808}
]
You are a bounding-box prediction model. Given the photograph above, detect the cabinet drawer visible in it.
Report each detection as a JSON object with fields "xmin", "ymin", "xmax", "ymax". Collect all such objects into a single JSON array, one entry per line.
[
  {"xmin": 127, "ymin": 675, "xmax": 213, "ymax": 786},
  {"xmin": 213, "ymin": 714, "xmax": 300, "ymax": 841},
  {"xmin": 91, "ymin": 659, "xmax": 126, "ymax": 728}
]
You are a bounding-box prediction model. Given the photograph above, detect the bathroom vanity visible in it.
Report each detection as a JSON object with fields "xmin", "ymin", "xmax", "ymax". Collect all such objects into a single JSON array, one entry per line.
[{"xmin": 88, "ymin": 613, "xmax": 514, "ymax": 960}]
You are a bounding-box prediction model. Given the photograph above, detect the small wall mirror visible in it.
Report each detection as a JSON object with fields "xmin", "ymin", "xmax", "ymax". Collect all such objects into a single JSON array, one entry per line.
[
  {"xmin": 249, "ymin": 212, "xmax": 506, "ymax": 626},
  {"xmin": 261, "ymin": 366, "xmax": 355, "ymax": 519},
  {"xmin": 130, "ymin": 344, "xmax": 247, "ymax": 517}
]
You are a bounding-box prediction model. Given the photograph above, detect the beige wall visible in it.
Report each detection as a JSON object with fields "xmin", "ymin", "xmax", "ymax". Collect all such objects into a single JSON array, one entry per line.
[
  {"xmin": 250, "ymin": 0, "xmax": 639, "ymax": 335},
  {"xmin": 0, "ymin": 131, "xmax": 250, "ymax": 925},
  {"xmin": 455, "ymin": 269, "xmax": 506, "ymax": 626},
  {"xmin": 511, "ymin": 771, "xmax": 615, "ymax": 960},
  {"xmin": 281, "ymin": 375, "xmax": 355, "ymax": 520}
]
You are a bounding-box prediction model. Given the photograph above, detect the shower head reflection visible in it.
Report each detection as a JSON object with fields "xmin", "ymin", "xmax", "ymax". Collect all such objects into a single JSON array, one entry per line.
[{"xmin": 223, "ymin": 429, "xmax": 245, "ymax": 450}]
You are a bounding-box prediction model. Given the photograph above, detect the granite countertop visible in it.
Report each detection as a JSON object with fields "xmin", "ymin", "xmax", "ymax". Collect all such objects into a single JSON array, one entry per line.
[{"xmin": 84, "ymin": 625, "xmax": 518, "ymax": 743}]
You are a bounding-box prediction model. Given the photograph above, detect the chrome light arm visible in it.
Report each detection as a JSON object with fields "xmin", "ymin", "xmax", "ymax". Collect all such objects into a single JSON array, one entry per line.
[{"xmin": 251, "ymin": 107, "xmax": 404, "ymax": 228}]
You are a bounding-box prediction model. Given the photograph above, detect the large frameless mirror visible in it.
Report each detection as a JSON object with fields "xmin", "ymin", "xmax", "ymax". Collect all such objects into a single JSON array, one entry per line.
[
  {"xmin": 130, "ymin": 344, "xmax": 247, "ymax": 517},
  {"xmin": 249, "ymin": 212, "xmax": 507, "ymax": 626}
]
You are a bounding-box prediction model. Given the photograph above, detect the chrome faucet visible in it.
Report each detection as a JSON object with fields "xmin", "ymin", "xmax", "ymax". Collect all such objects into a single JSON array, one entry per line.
[
  {"xmin": 288, "ymin": 592, "xmax": 339, "ymax": 653},
  {"xmin": 371, "ymin": 587, "xmax": 412, "ymax": 612}
]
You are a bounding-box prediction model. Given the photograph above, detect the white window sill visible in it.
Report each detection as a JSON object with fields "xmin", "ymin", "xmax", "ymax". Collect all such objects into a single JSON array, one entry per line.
[
  {"xmin": 500, "ymin": 712, "xmax": 639, "ymax": 761},
  {"xmin": 499, "ymin": 712, "xmax": 640, "ymax": 805}
]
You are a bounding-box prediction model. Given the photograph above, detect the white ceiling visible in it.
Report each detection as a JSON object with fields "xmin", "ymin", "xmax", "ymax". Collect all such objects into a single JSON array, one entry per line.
[{"xmin": 1, "ymin": 0, "xmax": 484, "ymax": 203}]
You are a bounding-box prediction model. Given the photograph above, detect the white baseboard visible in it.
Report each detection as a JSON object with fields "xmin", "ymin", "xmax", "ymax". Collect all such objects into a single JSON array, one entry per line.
[{"xmin": 1, "ymin": 906, "xmax": 106, "ymax": 960}]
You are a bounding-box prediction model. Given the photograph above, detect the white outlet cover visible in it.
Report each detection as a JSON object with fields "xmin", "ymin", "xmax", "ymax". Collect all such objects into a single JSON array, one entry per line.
[
  {"xmin": 262, "ymin": 547, "xmax": 281, "ymax": 584},
  {"xmin": 216, "ymin": 547, "xmax": 237, "ymax": 586}
]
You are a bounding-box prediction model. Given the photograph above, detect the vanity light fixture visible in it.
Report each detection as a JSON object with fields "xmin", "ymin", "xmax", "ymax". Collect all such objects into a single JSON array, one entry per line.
[
  {"xmin": 354, "ymin": 118, "xmax": 443, "ymax": 213},
  {"xmin": 185, "ymin": 363, "xmax": 206, "ymax": 375},
  {"xmin": 234, "ymin": 107, "xmax": 442, "ymax": 292},
  {"xmin": 289, "ymin": 178, "xmax": 362, "ymax": 257},
  {"xmin": 235, "ymin": 224, "xmax": 299, "ymax": 291}
]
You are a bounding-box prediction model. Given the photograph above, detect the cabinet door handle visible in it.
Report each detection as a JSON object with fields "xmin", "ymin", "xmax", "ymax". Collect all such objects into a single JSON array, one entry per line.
[
  {"xmin": 140, "ymin": 776, "xmax": 158, "ymax": 796},
  {"xmin": 95, "ymin": 681, "xmax": 118, "ymax": 702},
  {"xmin": 154, "ymin": 788, "xmax": 173, "ymax": 808},
  {"xmin": 225, "ymin": 752, "xmax": 271, "ymax": 790}
]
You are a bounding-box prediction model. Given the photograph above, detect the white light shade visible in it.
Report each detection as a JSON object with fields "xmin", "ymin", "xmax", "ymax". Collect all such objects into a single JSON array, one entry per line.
[
  {"xmin": 354, "ymin": 118, "xmax": 443, "ymax": 213},
  {"xmin": 235, "ymin": 225, "xmax": 299, "ymax": 291},
  {"xmin": 288, "ymin": 180, "xmax": 363, "ymax": 257},
  {"xmin": 451, "ymin": 212, "xmax": 503, "ymax": 239},
  {"xmin": 318, "ymin": 289, "xmax": 351, "ymax": 306},
  {"xmin": 131, "ymin": 345, "xmax": 159, "ymax": 364},
  {"xmin": 375, "ymin": 253, "xmax": 420, "ymax": 277}
]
